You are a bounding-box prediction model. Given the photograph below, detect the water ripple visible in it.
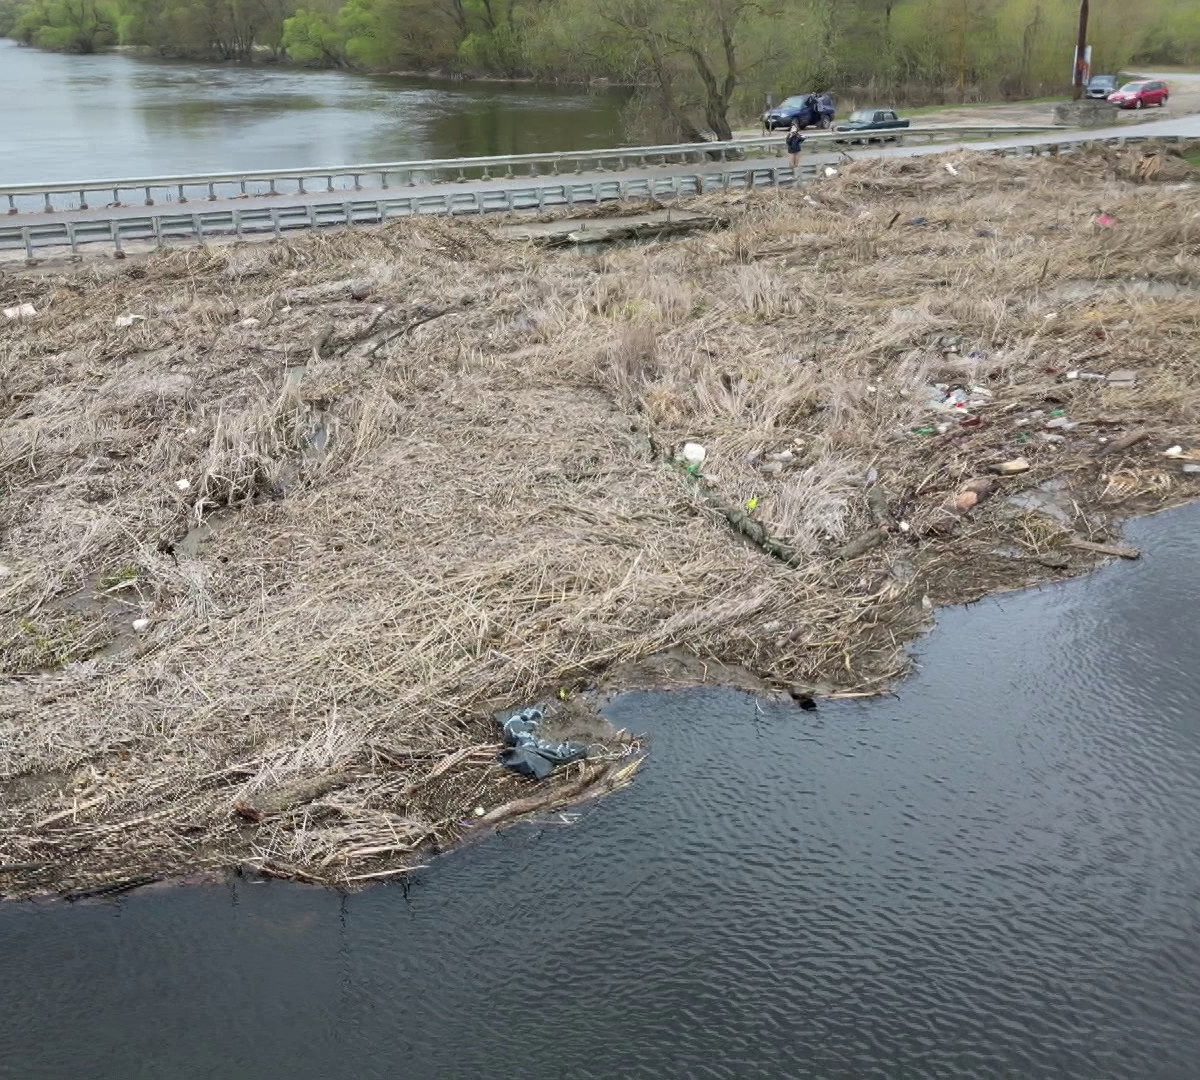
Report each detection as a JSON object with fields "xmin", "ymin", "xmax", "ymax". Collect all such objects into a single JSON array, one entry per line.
[{"xmin": 4, "ymin": 506, "xmax": 1200, "ymax": 1078}]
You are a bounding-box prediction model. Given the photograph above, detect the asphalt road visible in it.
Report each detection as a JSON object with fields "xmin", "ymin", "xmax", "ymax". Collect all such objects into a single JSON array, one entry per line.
[{"xmin": 5, "ymin": 113, "xmax": 1198, "ymax": 236}]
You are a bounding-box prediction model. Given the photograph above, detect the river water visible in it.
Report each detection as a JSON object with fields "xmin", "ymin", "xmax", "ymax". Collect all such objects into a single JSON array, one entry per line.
[
  {"xmin": 3, "ymin": 503, "xmax": 1200, "ymax": 1078},
  {"xmin": 0, "ymin": 39, "xmax": 628, "ymax": 183}
]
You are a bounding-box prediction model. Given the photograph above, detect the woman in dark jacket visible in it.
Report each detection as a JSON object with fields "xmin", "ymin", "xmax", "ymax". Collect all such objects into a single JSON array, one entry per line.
[{"xmin": 785, "ymin": 122, "xmax": 805, "ymax": 170}]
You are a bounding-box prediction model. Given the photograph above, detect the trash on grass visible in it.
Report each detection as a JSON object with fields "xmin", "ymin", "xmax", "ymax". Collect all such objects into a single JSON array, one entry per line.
[
  {"xmin": 1065, "ymin": 370, "xmax": 1105, "ymax": 381},
  {"xmin": 498, "ymin": 707, "xmax": 589, "ymax": 781},
  {"xmin": 3, "ymin": 303, "xmax": 37, "ymax": 320},
  {"xmin": 991, "ymin": 457, "xmax": 1031, "ymax": 475},
  {"xmin": 945, "ymin": 163, "xmax": 959, "ymax": 176},
  {"xmin": 174, "ymin": 479, "xmax": 191, "ymax": 492},
  {"xmin": 114, "ymin": 313, "xmax": 146, "ymax": 327},
  {"xmin": 132, "ymin": 618, "xmax": 151, "ymax": 632},
  {"xmin": 944, "ymin": 477, "xmax": 995, "ymax": 516},
  {"xmin": 1106, "ymin": 369, "xmax": 1138, "ymax": 388},
  {"xmin": 681, "ymin": 442, "xmax": 706, "ymax": 466},
  {"xmin": 1164, "ymin": 445, "xmax": 1184, "ymax": 458}
]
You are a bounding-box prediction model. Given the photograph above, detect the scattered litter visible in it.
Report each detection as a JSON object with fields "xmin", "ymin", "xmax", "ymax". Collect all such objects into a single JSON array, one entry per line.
[
  {"xmin": 898, "ymin": 521, "xmax": 911, "ymax": 532},
  {"xmin": 498, "ymin": 708, "xmax": 588, "ymax": 780},
  {"xmin": 3, "ymin": 303, "xmax": 36, "ymax": 320},
  {"xmin": 473, "ymin": 806, "xmax": 485, "ymax": 817},
  {"xmin": 132, "ymin": 618, "xmax": 151, "ymax": 632},
  {"xmin": 975, "ymin": 228, "xmax": 995, "ymax": 239},
  {"xmin": 991, "ymin": 457, "xmax": 1031, "ymax": 475},
  {"xmin": 237, "ymin": 317, "xmax": 260, "ymax": 328},
  {"xmin": 907, "ymin": 217, "xmax": 930, "ymax": 227},
  {"xmin": 943, "ymin": 477, "xmax": 995, "ymax": 517},
  {"xmin": 1045, "ymin": 417, "xmax": 1078, "ymax": 430},
  {"xmin": 746, "ymin": 496, "xmax": 760, "ymax": 511},
  {"xmin": 1182, "ymin": 464, "xmax": 1200, "ymax": 474},
  {"xmin": 114, "ymin": 313, "xmax": 145, "ymax": 327},
  {"xmin": 1041, "ymin": 433, "xmax": 1066, "ymax": 444},
  {"xmin": 824, "ymin": 167, "xmax": 839, "ymax": 178},
  {"xmin": 0, "ymin": 565, "xmax": 12, "ymax": 579},
  {"xmin": 681, "ymin": 441, "xmax": 706, "ymax": 466},
  {"xmin": 945, "ymin": 163, "xmax": 959, "ymax": 176},
  {"xmin": 1065, "ymin": 370, "xmax": 1105, "ymax": 381},
  {"xmin": 1094, "ymin": 213, "xmax": 1117, "ymax": 228},
  {"xmin": 1097, "ymin": 429, "xmax": 1148, "ymax": 456},
  {"xmin": 1164, "ymin": 445, "xmax": 1184, "ymax": 457},
  {"xmin": 1106, "ymin": 369, "xmax": 1138, "ymax": 388},
  {"xmin": 174, "ymin": 479, "xmax": 191, "ymax": 491}
]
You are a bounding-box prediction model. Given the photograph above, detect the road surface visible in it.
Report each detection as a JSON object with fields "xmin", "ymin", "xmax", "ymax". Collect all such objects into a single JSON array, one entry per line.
[{"xmin": 4, "ymin": 113, "xmax": 1197, "ymax": 253}]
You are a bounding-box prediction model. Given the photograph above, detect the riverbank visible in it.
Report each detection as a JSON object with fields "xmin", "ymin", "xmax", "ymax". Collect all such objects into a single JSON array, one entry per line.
[{"xmin": 2, "ymin": 144, "xmax": 1199, "ymax": 898}]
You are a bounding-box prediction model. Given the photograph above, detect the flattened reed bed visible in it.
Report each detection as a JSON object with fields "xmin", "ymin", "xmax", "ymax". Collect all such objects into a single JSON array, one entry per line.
[{"xmin": 1, "ymin": 145, "xmax": 1199, "ymax": 896}]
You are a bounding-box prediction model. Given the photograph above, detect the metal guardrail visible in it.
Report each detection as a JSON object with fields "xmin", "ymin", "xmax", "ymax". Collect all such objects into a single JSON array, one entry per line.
[
  {"xmin": 0, "ymin": 124, "xmax": 1067, "ymax": 216},
  {"xmin": 0, "ymin": 132, "xmax": 1184, "ymax": 259}
]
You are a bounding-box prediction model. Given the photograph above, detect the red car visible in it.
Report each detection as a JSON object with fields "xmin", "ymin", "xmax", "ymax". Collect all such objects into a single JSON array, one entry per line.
[{"xmin": 1107, "ymin": 80, "xmax": 1169, "ymax": 109}]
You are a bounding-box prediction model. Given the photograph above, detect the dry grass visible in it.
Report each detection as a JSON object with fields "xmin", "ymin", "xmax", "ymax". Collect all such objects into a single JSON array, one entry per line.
[{"xmin": 2, "ymin": 143, "xmax": 1199, "ymax": 897}]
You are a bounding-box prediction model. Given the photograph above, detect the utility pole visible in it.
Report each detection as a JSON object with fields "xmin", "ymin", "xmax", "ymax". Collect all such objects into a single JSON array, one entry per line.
[{"xmin": 1073, "ymin": 0, "xmax": 1090, "ymax": 100}]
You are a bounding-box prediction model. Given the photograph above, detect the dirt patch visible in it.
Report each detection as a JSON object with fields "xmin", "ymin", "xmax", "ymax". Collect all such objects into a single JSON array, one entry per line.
[{"xmin": 2, "ymin": 144, "xmax": 1200, "ymax": 898}]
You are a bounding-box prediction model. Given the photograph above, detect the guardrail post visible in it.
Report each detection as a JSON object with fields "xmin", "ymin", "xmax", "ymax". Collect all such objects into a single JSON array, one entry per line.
[
  {"xmin": 298, "ymin": 177, "xmax": 307, "ymax": 195},
  {"xmin": 307, "ymin": 206, "xmax": 317, "ymax": 229},
  {"xmin": 23, "ymin": 227, "xmax": 33, "ymax": 261},
  {"xmin": 271, "ymin": 209, "xmax": 281, "ymax": 237},
  {"xmin": 192, "ymin": 214, "xmax": 204, "ymax": 244},
  {"xmin": 8, "ymin": 195, "xmax": 17, "ymax": 214},
  {"xmin": 143, "ymin": 186, "xmax": 153, "ymax": 207},
  {"xmin": 153, "ymin": 216, "xmax": 163, "ymax": 247},
  {"xmin": 43, "ymin": 193, "xmax": 53, "ymax": 213},
  {"xmin": 208, "ymin": 182, "xmax": 217, "ymax": 201},
  {"xmin": 177, "ymin": 184, "xmax": 187, "ymax": 204},
  {"xmin": 66, "ymin": 222, "xmax": 78, "ymax": 255},
  {"xmin": 112, "ymin": 188, "xmax": 121, "ymax": 207},
  {"xmin": 380, "ymin": 171, "xmax": 389, "ymax": 191},
  {"xmin": 111, "ymin": 222, "xmax": 123, "ymax": 256}
]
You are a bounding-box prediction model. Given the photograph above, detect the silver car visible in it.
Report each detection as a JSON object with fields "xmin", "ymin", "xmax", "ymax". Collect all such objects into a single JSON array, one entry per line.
[{"xmin": 1086, "ymin": 75, "xmax": 1119, "ymax": 99}]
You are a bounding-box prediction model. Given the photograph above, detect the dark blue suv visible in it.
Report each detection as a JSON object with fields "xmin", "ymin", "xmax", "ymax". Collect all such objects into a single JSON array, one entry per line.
[{"xmin": 762, "ymin": 94, "xmax": 822, "ymax": 131}]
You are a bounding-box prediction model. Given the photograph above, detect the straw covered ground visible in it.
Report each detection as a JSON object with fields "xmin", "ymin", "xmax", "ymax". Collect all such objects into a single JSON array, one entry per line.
[{"xmin": 2, "ymin": 142, "xmax": 1199, "ymax": 898}]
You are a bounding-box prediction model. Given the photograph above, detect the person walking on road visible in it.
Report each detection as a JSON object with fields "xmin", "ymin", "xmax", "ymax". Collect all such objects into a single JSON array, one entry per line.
[{"xmin": 785, "ymin": 122, "xmax": 805, "ymax": 171}]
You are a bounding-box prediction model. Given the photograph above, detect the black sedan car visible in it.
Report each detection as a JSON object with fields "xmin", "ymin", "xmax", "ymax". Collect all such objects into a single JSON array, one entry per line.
[{"xmin": 762, "ymin": 94, "xmax": 822, "ymax": 131}]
